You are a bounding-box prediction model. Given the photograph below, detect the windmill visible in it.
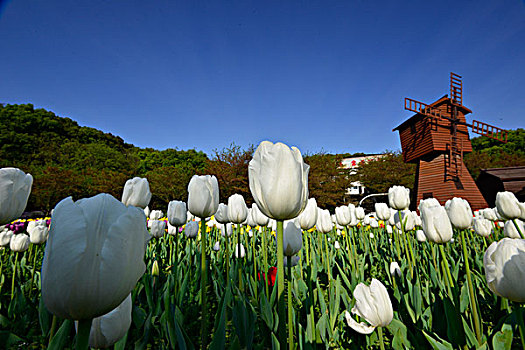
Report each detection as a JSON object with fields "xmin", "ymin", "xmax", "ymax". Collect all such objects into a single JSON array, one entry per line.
[{"xmin": 393, "ymin": 72, "xmax": 508, "ymax": 210}]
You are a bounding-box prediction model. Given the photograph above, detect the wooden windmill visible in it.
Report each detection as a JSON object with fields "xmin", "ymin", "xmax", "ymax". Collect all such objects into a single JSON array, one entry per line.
[{"xmin": 393, "ymin": 72, "xmax": 508, "ymax": 211}]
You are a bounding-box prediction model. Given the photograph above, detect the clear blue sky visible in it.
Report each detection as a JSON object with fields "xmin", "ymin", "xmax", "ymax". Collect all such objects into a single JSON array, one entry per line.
[{"xmin": 1, "ymin": 0, "xmax": 523, "ymax": 156}]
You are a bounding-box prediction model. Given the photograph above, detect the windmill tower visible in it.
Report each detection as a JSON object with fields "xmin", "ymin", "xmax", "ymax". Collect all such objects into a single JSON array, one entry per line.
[{"xmin": 393, "ymin": 73, "xmax": 508, "ymax": 211}]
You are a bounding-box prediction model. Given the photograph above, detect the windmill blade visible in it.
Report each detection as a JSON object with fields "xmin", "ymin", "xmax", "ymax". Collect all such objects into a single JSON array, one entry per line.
[
  {"xmin": 404, "ymin": 97, "xmax": 447, "ymax": 122},
  {"xmin": 470, "ymin": 120, "xmax": 508, "ymax": 143}
]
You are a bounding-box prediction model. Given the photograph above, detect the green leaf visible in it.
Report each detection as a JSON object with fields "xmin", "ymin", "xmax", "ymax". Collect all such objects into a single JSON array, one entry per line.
[
  {"xmin": 460, "ymin": 282, "xmax": 469, "ymax": 313},
  {"xmin": 48, "ymin": 319, "xmax": 73, "ymax": 350},
  {"xmin": 422, "ymin": 330, "xmax": 454, "ymax": 350},
  {"xmin": 443, "ymin": 297, "xmax": 466, "ymax": 346},
  {"xmin": 0, "ymin": 331, "xmax": 23, "ymax": 348},
  {"xmin": 38, "ymin": 297, "xmax": 52, "ymax": 336},
  {"xmin": 260, "ymin": 290, "xmax": 274, "ymax": 330},
  {"xmin": 492, "ymin": 323, "xmax": 513, "ymax": 350},
  {"xmin": 387, "ymin": 318, "xmax": 412, "ymax": 349}
]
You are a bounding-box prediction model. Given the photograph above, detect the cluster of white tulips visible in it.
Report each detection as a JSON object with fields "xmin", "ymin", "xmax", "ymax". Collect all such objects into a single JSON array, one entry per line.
[{"xmin": 1, "ymin": 140, "xmax": 525, "ymax": 349}]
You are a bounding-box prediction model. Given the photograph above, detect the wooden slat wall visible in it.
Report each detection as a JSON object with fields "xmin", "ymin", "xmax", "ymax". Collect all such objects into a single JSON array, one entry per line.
[
  {"xmin": 415, "ymin": 154, "xmax": 488, "ymax": 210},
  {"xmin": 430, "ymin": 109, "xmax": 473, "ymax": 153},
  {"xmin": 398, "ymin": 117, "xmax": 435, "ymax": 162}
]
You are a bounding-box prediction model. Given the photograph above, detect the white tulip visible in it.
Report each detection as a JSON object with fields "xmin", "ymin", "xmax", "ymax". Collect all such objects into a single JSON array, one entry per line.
[
  {"xmin": 184, "ymin": 221, "xmax": 199, "ymax": 238},
  {"xmin": 248, "ymin": 141, "xmax": 309, "ymax": 220},
  {"xmin": 518, "ymin": 202, "xmax": 525, "ymax": 220},
  {"xmin": 282, "ymin": 220, "xmax": 303, "ymax": 256},
  {"xmin": 167, "ymin": 222, "xmax": 178, "ymax": 236},
  {"xmin": 484, "ymin": 238, "xmax": 525, "ymax": 302},
  {"xmin": 413, "ymin": 212, "xmax": 422, "ymax": 226},
  {"xmin": 227, "ymin": 194, "xmax": 248, "ymax": 224},
  {"xmin": 0, "ymin": 168, "xmax": 33, "ymax": 225},
  {"xmin": 375, "ymin": 203, "xmax": 391, "ymax": 221},
  {"xmin": 121, "ymin": 177, "xmax": 151, "ymax": 209},
  {"xmin": 214, "ymin": 204, "xmax": 230, "ymax": 224},
  {"xmin": 234, "ymin": 243, "xmax": 245, "ymax": 258},
  {"xmin": 167, "ymin": 201, "xmax": 187, "ymax": 227},
  {"xmin": 390, "ymin": 262, "xmax": 401, "ymax": 277},
  {"xmin": 504, "ymin": 220, "xmax": 524, "ymax": 239},
  {"xmin": 388, "ymin": 186, "xmax": 410, "ymax": 210},
  {"xmin": 335, "ymin": 205, "xmax": 351, "ymax": 226},
  {"xmin": 10, "ymin": 233, "xmax": 29, "ymax": 252},
  {"xmin": 212, "ymin": 241, "xmax": 220, "ymax": 251},
  {"xmin": 419, "ymin": 198, "xmax": 453, "ymax": 243},
  {"xmin": 143, "ymin": 206, "xmax": 151, "ymax": 218},
  {"xmin": 334, "ymin": 241, "xmax": 341, "ymax": 249},
  {"xmin": 445, "ymin": 197, "xmax": 473, "ymax": 229},
  {"xmin": 395, "ymin": 210, "xmax": 415, "ymax": 231},
  {"xmin": 187, "ymin": 175, "xmax": 219, "ymax": 218},
  {"xmin": 355, "ymin": 207, "xmax": 365, "ymax": 220},
  {"xmin": 220, "ymin": 222, "xmax": 233, "ymax": 237},
  {"xmin": 186, "ymin": 211, "xmax": 195, "ymax": 222},
  {"xmin": 345, "ymin": 279, "xmax": 393, "ymax": 334},
  {"xmin": 149, "ymin": 219, "xmax": 166, "ymax": 238},
  {"xmin": 0, "ymin": 228, "xmax": 13, "ymax": 246},
  {"xmin": 42, "ymin": 194, "xmax": 149, "ymax": 320},
  {"xmin": 284, "ymin": 255, "xmax": 300, "ymax": 267},
  {"xmin": 316, "ymin": 208, "xmax": 333, "ymax": 233},
  {"xmin": 251, "ymin": 203, "xmax": 270, "ymax": 227},
  {"xmin": 388, "ymin": 208, "xmax": 396, "ymax": 226},
  {"xmin": 386, "ymin": 225, "xmax": 393, "ymax": 234},
  {"xmin": 370, "ymin": 218, "xmax": 379, "ymax": 229},
  {"xmin": 473, "ymin": 217, "xmax": 492, "ymax": 237},
  {"xmin": 296, "ymin": 198, "xmax": 317, "ymax": 230},
  {"xmin": 246, "ymin": 209, "xmax": 257, "ymax": 228},
  {"xmin": 348, "ymin": 204, "xmax": 359, "ymax": 227},
  {"xmin": 29, "ymin": 225, "xmax": 49, "ymax": 244},
  {"xmin": 149, "ymin": 210, "xmax": 163, "ymax": 220},
  {"xmin": 416, "ymin": 229, "xmax": 427, "ymax": 242},
  {"xmin": 496, "ymin": 192, "xmax": 521, "ymax": 220},
  {"xmin": 482, "ymin": 208, "xmax": 498, "ymax": 221}
]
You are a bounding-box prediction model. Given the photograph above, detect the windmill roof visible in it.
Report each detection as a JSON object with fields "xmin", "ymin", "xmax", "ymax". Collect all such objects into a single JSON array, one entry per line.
[{"xmin": 392, "ymin": 95, "xmax": 473, "ymax": 131}]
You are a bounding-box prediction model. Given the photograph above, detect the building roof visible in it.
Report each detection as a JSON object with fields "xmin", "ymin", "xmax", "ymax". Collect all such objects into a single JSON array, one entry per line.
[
  {"xmin": 479, "ymin": 166, "xmax": 525, "ymax": 182},
  {"xmin": 393, "ymin": 95, "xmax": 473, "ymax": 132}
]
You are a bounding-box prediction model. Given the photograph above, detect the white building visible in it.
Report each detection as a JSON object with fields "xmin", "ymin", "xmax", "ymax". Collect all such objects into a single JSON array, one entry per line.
[{"xmin": 341, "ymin": 154, "xmax": 385, "ymax": 196}]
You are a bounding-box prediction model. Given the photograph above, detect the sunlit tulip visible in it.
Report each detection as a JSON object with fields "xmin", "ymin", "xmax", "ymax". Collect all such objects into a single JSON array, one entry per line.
[
  {"xmin": 395, "ymin": 210, "xmax": 415, "ymax": 231},
  {"xmin": 482, "ymin": 208, "xmax": 498, "ymax": 221},
  {"xmin": 348, "ymin": 204, "xmax": 359, "ymax": 226},
  {"xmin": 245, "ymin": 209, "xmax": 256, "ymax": 227},
  {"xmin": 149, "ymin": 210, "xmax": 163, "ymax": 220},
  {"xmin": 390, "ymin": 262, "xmax": 401, "ymax": 277},
  {"xmin": 504, "ymin": 220, "xmax": 524, "ymax": 239},
  {"xmin": 484, "ymin": 238, "xmax": 525, "ymax": 302},
  {"xmin": 188, "ymin": 175, "xmax": 219, "ymax": 218},
  {"xmin": 335, "ymin": 205, "xmax": 351, "ymax": 226},
  {"xmin": 283, "ymin": 220, "xmax": 302, "ymax": 256},
  {"xmin": 214, "ymin": 204, "xmax": 229, "ymax": 224},
  {"xmin": 496, "ymin": 192, "xmax": 521, "ymax": 220},
  {"xmin": 149, "ymin": 219, "xmax": 166, "ymax": 238},
  {"xmin": 228, "ymin": 194, "xmax": 248, "ymax": 224},
  {"xmin": 445, "ymin": 197, "xmax": 473, "ymax": 229},
  {"xmin": 167, "ymin": 201, "xmax": 187, "ymax": 226},
  {"xmin": 29, "ymin": 225, "xmax": 49, "ymax": 244},
  {"xmin": 184, "ymin": 221, "xmax": 199, "ymax": 238},
  {"xmin": 388, "ymin": 185, "xmax": 410, "ymax": 210},
  {"xmin": 251, "ymin": 203, "xmax": 270, "ymax": 227},
  {"xmin": 42, "ymin": 194, "xmax": 149, "ymax": 320},
  {"xmin": 213, "ymin": 241, "xmax": 220, "ymax": 251},
  {"xmin": 388, "ymin": 209, "xmax": 396, "ymax": 226},
  {"xmin": 220, "ymin": 223, "xmax": 233, "ymax": 237},
  {"xmin": 143, "ymin": 206, "xmax": 150, "ymax": 218},
  {"xmin": 334, "ymin": 241, "xmax": 341, "ymax": 249},
  {"xmin": 0, "ymin": 228, "xmax": 13, "ymax": 246},
  {"xmin": 316, "ymin": 208, "xmax": 334, "ymax": 233},
  {"xmin": 86, "ymin": 294, "xmax": 132, "ymax": 348},
  {"xmin": 518, "ymin": 202, "xmax": 525, "ymax": 220},
  {"xmin": 167, "ymin": 222, "xmax": 178, "ymax": 235},
  {"xmin": 0, "ymin": 167, "xmax": 33, "ymax": 225},
  {"xmin": 284, "ymin": 255, "xmax": 300, "ymax": 267},
  {"xmin": 355, "ymin": 207, "xmax": 365, "ymax": 220},
  {"xmin": 370, "ymin": 218, "xmax": 379, "ymax": 228},
  {"xmin": 295, "ymin": 198, "xmax": 317, "ymax": 230},
  {"xmin": 413, "ymin": 212, "xmax": 422, "ymax": 226},
  {"xmin": 234, "ymin": 243, "xmax": 245, "ymax": 258},
  {"xmin": 416, "ymin": 229, "xmax": 427, "ymax": 242},
  {"xmin": 375, "ymin": 203, "xmax": 391, "ymax": 221},
  {"xmin": 419, "ymin": 198, "xmax": 453, "ymax": 243},
  {"xmin": 473, "ymin": 217, "xmax": 492, "ymax": 237},
  {"xmin": 121, "ymin": 177, "xmax": 151, "ymax": 209},
  {"xmin": 248, "ymin": 141, "xmax": 309, "ymax": 220},
  {"xmin": 345, "ymin": 279, "xmax": 393, "ymax": 334},
  {"xmin": 10, "ymin": 233, "xmax": 29, "ymax": 252},
  {"xmin": 386, "ymin": 225, "xmax": 393, "ymax": 234}
]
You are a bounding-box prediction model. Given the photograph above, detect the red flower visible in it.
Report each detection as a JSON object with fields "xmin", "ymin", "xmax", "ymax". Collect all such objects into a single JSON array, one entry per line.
[{"xmin": 258, "ymin": 266, "xmax": 277, "ymax": 287}]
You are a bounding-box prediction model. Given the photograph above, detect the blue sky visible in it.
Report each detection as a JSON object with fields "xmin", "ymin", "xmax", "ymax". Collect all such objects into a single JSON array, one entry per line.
[{"xmin": 1, "ymin": 0, "xmax": 523, "ymax": 156}]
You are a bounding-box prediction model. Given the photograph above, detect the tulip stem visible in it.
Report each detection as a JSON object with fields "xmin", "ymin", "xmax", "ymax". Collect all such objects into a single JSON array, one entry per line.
[
  {"xmin": 252, "ymin": 233, "xmax": 257, "ymax": 300},
  {"xmin": 512, "ymin": 219, "xmax": 525, "ymax": 239},
  {"xmin": 237, "ymin": 223, "xmax": 243, "ymax": 292},
  {"xmin": 200, "ymin": 218, "xmax": 208, "ymax": 348},
  {"xmin": 29, "ymin": 244, "xmax": 39, "ymax": 298},
  {"xmin": 224, "ymin": 224, "xmax": 230, "ymax": 286},
  {"xmin": 76, "ymin": 318, "xmax": 92, "ymax": 350},
  {"xmin": 323, "ymin": 234, "xmax": 332, "ymax": 285},
  {"xmin": 48, "ymin": 315, "xmax": 57, "ymax": 346},
  {"xmin": 11, "ymin": 252, "xmax": 18, "ymax": 301},
  {"xmin": 398, "ymin": 210, "xmax": 413, "ymax": 279},
  {"xmin": 461, "ymin": 229, "xmax": 482, "ymax": 344},
  {"xmin": 277, "ymin": 220, "xmax": 286, "ymax": 349},
  {"xmin": 287, "ymin": 256, "xmax": 294, "ymax": 350},
  {"xmin": 262, "ymin": 227, "xmax": 268, "ymax": 297},
  {"xmin": 438, "ymin": 244, "xmax": 454, "ymax": 294},
  {"xmin": 378, "ymin": 327, "xmax": 386, "ymax": 350}
]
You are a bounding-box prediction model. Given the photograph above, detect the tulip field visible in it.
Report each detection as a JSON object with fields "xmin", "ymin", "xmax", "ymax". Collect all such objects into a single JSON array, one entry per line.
[{"xmin": 1, "ymin": 142, "xmax": 525, "ymax": 349}]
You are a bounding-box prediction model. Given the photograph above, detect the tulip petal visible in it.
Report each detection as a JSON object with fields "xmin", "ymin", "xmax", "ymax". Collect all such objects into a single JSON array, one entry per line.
[{"xmin": 345, "ymin": 310, "xmax": 376, "ymax": 334}]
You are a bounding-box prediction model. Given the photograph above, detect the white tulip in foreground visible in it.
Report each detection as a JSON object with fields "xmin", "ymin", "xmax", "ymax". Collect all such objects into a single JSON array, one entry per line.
[
  {"xmin": 76, "ymin": 294, "xmax": 132, "ymax": 349},
  {"xmin": 248, "ymin": 141, "xmax": 309, "ymax": 220},
  {"xmin": 149, "ymin": 219, "xmax": 166, "ymax": 238},
  {"xmin": 0, "ymin": 167, "xmax": 33, "ymax": 225},
  {"xmin": 375, "ymin": 203, "xmax": 391, "ymax": 221},
  {"xmin": 0, "ymin": 228, "xmax": 13, "ymax": 246},
  {"xmin": 214, "ymin": 204, "xmax": 230, "ymax": 224},
  {"xmin": 335, "ymin": 205, "xmax": 351, "ymax": 226},
  {"xmin": 28, "ymin": 223, "xmax": 49, "ymax": 244},
  {"xmin": 121, "ymin": 177, "xmax": 151, "ymax": 209},
  {"xmin": 345, "ymin": 278, "xmax": 393, "ymax": 334},
  {"xmin": 473, "ymin": 217, "xmax": 492, "ymax": 237},
  {"xmin": 504, "ymin": 220, "xmax": 524, "ymax": 239},
  {"xmin": 484, "ymin": 238, "xmax": 525, "ymax": 302},
  {"xmin": 42, "ymin": 193, "xmax": 149, "ymax": 320}
]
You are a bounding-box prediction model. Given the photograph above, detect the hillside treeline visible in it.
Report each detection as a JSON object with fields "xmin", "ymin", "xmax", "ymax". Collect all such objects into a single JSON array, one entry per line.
[{"xmin": 1, "ymin": 104, "xmax": 523, "ymax": 213}]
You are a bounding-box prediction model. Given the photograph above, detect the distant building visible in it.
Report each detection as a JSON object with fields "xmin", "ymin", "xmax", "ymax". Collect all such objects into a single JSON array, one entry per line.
[
  {"xmin": 476, "ymin": 166, "xmax": 525, "ymax": 206},
  {"xmin": 341, "ymin": 154, "xmax": 385, "ymax": 197}
]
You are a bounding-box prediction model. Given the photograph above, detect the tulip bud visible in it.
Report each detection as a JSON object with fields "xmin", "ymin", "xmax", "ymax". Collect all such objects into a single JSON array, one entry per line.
[
  {"xmin": 316, "ymin": 208, "xmax": 333, "ymax": 233},
  {"xmin": 227, "ymin": 194, "xmax": 248, "ymax": 224},
  {"xmin": 144, "ymin": 206, "xmax": 151, "ymax": 218},
  {"xmin": 121, "ymin": 177, "xmax": 151, "ymax": 209},
  {"xmin": 416, "ymin": 229, "xmax": 427, "ymax": 242},
  {"xmin": 355, "ymin": 207, "xmax": 365, "ymax": 220},
  {"xmin": 418, "ymin": 198, "xmax": 453, "ymax": 243},
  {"xmin": 187, "ymin": 175, "xmax": 220, "ymax": 219},
  {"xmin": 0, "ymin": 228, "xmax": 13, "ymax": 246},
  {"xmin": 220, "ymin": 223, "xmax": 233, "ymax": 237},
  {"xmin": 473, "ymin": 217, "xmax": 492, "ymax": 237},
  {"xmin": 496, "ymin": 192, "xmax": 521, "ymax": 220},
  {"xmin": 282, "ymin": 220, "xmax": 302, "ymax": 256},
  {"xmin": 484, "ymin": 238, "xmax": 525, "ymax": 302},
  {"xmin": 251, "ymin": 203, "xmax": 270, "ymax": 227},
  {"xmin": 503, "ymin": 220, "xmax": 524, "ymax": 239},
  {"xmin": 167, "ymin": 201, "xmax": 187, "ymax": 227},
  {"xmin": 234, "ymin": 243, "xmax": 245, "ymax": 258},
  {"xmin": 390, "ymin": 262, "xmax": 401, "ymax": 277},
  {"xmin": 284, "ymin": 255, "xmax": 300, "ymax": 267},
  {"xmin": 213, "ymin": 241, "xmax": 220, "ymax": 251},
  {"xmin": 334, "ymin": 241, "xmax": 341, "ymax": 249},
  {"xmin": 375, "ymin": 203, "xmax": 391, "ymax": 221},
  {"xmin": 10, "ymin": 233, "xmax": 29, "ymax": 252},
  {"xmin": 335, "ymin": 205, "xmax": 351, "ymax": 226},
  {"xmin": 151, "ymin": 260, "xmax": 159, "ymax": 277},
  {"xmin": 184, "ymin": 221, "xmax": 199, "ymax": 238},
  {"xmin": 149, "ymin": 219, "xmax": 166, "ymax": 238},
  {"xmin": 345, "ymin": 279, "xmax": 393, "ymax": 334},
  {"xmin": 248, "ymin": 141, "xmax": 309, "ymax": 220},
  {"xmin": 214, "ymin": 204, "xmax": 230, "ymax": 224},
  {"xmin": 388, "ymin": 186, "xmax": 410, "ymax": 210},
  {"xmin": 0, "ymin": 167, "xmax": 33, "ymax": 225},
  {"xmin": 445, "ymin": 197, "xmax": 473, "ymax": 229},
  {"xmin": 295, "ymin": 198, "xmax": 317, "ymax": 230}
]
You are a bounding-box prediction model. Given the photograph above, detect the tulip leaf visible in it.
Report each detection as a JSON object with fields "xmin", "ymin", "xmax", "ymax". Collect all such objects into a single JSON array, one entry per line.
[
  {"xmin": 232, "ymin": 296, "xmax": 256, "ymax": 348},
  {"xmin": 113, "ymin": 331, "xmax": 128, "ymax": 350},
  {"xmin": 443, "ymin": 297, "xmax": 466, "ymax": 346},
  {"xmin": 260, "ymin": 291, "xmax": 274, "ymax": 330},
  {"xmin": 48, "ymin": 319, "xmax": 73, "ymax": 350},
  {"xmin": 459, "ymin": 282, "xmax": 469, "ymax": 313},
  {"xmin": 132, "ymin": 305, "xmax": 147, "ymax": 329},
  {"xmin": 388, "ymin": 319, "xmax": 411, "ymax": 349},
  {"xmin": 492, "ymin": 323, "xmax": 513, "ymax": 350},
  {"xmin": 422, "ymin": 330, "xmax": 454, "ymax": 350},
  {"xmin": 209, "ymin": 292, "xmax": 227, "ymax": 350},
  {"xmin": 38, "ymin": 296, "xmax": 51, "ymax": 336},
  {"xmin": 0, "ymin": 331, "xmax": 23, "ymax": 348},
  {"xmin": 271, "ymin": 332, "xmax": 280, "ymax": 350}
]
